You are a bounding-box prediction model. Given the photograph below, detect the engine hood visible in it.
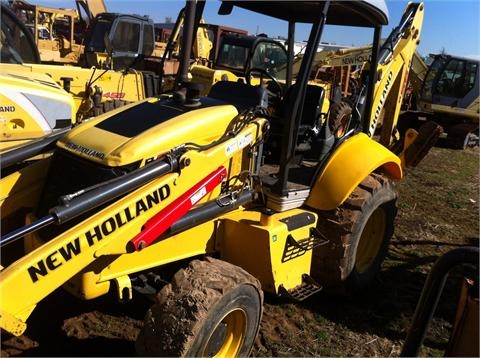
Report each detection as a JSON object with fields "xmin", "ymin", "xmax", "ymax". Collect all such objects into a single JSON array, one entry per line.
[{"xmin": 57, "ymin": 96, "xmax": 240, "ymax": 167}]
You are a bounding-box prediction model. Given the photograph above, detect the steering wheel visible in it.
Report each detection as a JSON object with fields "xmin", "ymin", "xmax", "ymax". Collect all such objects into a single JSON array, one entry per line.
[{"xmin": 245, "ymin": 67, "xmax": 284, "ymax": 97}]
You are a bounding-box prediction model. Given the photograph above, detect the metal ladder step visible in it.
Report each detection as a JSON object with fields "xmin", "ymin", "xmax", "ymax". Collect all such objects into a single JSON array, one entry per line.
[{"xmin": 278, "ymin": 274, "xmax": 322, "ymax": 301}]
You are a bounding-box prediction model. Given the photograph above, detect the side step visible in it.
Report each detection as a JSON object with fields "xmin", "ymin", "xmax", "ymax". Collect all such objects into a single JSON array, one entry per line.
[
  {"xmin": 281, "ymin": 227, "xmax": 329, "ymax": 263},
  {"xmin": 278, "ymin": 274, "xmax": 322, "ymax": 301}
]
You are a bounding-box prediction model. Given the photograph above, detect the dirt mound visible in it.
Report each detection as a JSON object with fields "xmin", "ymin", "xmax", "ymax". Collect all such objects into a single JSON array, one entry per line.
[{"xmin": 62, "ymin": 311, "xmax": 142, "ymax": 340}]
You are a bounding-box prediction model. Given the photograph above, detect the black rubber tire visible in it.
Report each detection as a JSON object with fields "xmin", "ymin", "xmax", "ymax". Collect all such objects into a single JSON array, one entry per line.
[
  {"xmin": 136, "ymin": 257, "xmax": 264, "ymax": 357},
  {"xmin": 113, "ymin": 99, "xmax": 129, "ymax": 109},
  {"xmin": 92, "ymin": 100, "xmax": 131, "ymax": 117},
  {"xmin": 103, "ymin": 100, "xmax": 114, "ymax": 113},
  {"xmin": 311, "ymin": 173, "xmax": 397, "ymax": 294},
  {"xmin": 328, "ymin": 101, "xmax": 352, "ymax": 138},
  {"xmin": 446, "ymin": 124, "xmax": 478, "ymax": 150}
]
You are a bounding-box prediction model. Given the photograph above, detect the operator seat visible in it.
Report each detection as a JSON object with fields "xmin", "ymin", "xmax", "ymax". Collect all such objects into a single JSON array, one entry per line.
[
  {"xmin": 279, "ymin": 84, "xmax": 326, "ymax": 130},
  {"xmin": 264, "ymin": 84, "xmax": 329, "ymax": 163},
  {"xmin": 207, "ymin": 80, "xmax": 268, "ymax": 112}
]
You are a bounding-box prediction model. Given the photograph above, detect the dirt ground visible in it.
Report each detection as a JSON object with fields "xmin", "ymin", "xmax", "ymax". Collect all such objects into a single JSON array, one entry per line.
[{"xmin": 1, "ymin": 146, "xmax": 478, "ymax": 357}]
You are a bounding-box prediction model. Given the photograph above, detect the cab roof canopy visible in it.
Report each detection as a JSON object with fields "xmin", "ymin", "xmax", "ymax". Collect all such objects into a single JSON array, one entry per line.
[{"xmin": 220, "ymin": 0, "xmax": 389, "ymax": 27}]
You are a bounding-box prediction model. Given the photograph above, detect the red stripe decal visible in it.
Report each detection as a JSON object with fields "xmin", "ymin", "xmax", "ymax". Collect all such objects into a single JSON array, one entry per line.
[{"xmin": 129, "ymin": 166, "xmax": 227, "ymax": 251}]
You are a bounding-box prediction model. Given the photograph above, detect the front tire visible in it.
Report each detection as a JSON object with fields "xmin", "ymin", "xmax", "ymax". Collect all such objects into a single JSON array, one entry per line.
[
  {"xmin": 136, "ymin": 257, "xmax": 263, "ymax": 357},
  {"xmin": 311, "ymin": 173, "xmax": 397, "ymax": 294}
]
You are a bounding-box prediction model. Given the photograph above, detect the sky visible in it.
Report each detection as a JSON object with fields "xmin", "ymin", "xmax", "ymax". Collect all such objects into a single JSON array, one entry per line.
[{"xmin": 28, "ymin": 0, "xmax": 480, "ymax": 59}]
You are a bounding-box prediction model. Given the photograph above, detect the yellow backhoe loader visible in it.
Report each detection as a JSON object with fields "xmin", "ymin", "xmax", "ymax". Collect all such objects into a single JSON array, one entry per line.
[
  {"xmin": 9, "ymin": 0, "xmax": 83, "ymax": 64},
  {"xmin": 0, "ymin": 3, "xmax": 160, "ymax": 156},
  {"xmin": 9, "ymin": 0, "xmax": 157, "ymax": 71},
  {"xmin": 0, "ymin": 1, "xmax": 440, "ymax": 356}
]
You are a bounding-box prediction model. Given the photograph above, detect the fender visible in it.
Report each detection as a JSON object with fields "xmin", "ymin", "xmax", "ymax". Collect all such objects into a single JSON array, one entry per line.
[{"xmin": 306, "ymin": 133, "xmax": 402, "ymax": 211}]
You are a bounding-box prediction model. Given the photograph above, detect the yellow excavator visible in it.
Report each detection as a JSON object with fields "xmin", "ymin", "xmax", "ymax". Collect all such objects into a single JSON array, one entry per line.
[
  {"xmin": 8, "ymin": 0, "xmax": 212, "ymax": 73},
  {"xmin": 0, "ymin": 1, "xmax": 440, "ymax": 356},
  {"xmin": 9, "ymin": 0, "xmax": 156, "ymax": 70},
  {"xmin": 401, "ymin": 53, "xmax": 479, "ymax": 149}
]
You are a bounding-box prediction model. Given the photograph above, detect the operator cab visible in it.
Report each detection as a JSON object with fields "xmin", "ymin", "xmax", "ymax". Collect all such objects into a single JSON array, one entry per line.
[
  {"xmin": 83, "ymin": 13, "xmax": 155, "ymax": 70},
  {"xmin": 215, "ymin": 33, "xmax": 288, "ymax": 83},
  {"xmin": 207, "ymin": 1, "xmax": 388, "ymax": 197},
  {"xmin": 419, "ymin": 54, "xmax": 480, "ymax": 112},
  {"xmin": 184, "ymin": 0, "xmax": 389, "ymax": 199}
]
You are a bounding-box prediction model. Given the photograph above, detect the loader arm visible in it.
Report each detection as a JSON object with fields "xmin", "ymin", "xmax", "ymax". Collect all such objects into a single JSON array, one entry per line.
[
  {"xmin": 0, "ymin": 156, "xmax": 179, "ymax": 335},
  {"xmin": 76, "ymin": 0, "xmax": 107, "ymax": 22},
  {"xmin": 367, "ymin": 2, "xmax": 424, "ymax": 145}
]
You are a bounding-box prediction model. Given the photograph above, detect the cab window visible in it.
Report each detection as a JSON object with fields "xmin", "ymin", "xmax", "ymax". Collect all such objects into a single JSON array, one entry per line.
[
  {"xmin": 216, "ymin": 43, "xmax": 247, "ymax": 69},
  {"xmin": 112, "ymin": 20, "xmax": 140, "ymax": 53},
  {"xmin": 435, "ymin": 58, "xmax": 477, "ymax": 98},
  {"xmin": 251, "ymin": 42, "xmax": 287, "ymax": 80}
]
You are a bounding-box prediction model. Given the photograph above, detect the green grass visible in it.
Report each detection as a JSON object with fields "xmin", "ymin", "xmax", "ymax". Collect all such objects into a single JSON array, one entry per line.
[{"xmin": 395, "ymin": 147, "xmax": 479, "ymax": 244}]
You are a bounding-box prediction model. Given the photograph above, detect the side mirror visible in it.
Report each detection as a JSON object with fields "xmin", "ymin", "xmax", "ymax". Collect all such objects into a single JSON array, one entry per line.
[{"xmin": 218, "ymin": 2, "xmax": 233, "ymax": 15}]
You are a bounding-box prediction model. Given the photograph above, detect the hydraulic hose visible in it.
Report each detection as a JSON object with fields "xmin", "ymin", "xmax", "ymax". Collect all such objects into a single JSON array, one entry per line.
[{"xmin": 378, "ymin": 4, "xmax": 417, "ymax": 65}]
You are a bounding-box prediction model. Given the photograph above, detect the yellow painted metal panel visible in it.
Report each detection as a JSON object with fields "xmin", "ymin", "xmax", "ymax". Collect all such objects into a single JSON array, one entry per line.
[
  {"xmin": 306, "ymin": 133, "xmax": 402, "ymax": 211},
  {"xmin": 218, "ymin": 209, "xmax": 318, "ymax": 294},
  {"xmin": 190, "ymin": 65, "xmax": 239, "ymax": 95},
  {"xmin": 0, "ymin": 158, "xmax": 50, "ymax": 219},
  {"xmin": 0, "ymin": 63, "xmax": 146, "ymax": 113},
  {"xmin": 56, "ymin": 102, "xmax": 243, "ymax": 166},
  {"xmin": 0, "ymin": 70, "xmax": 75, "ymax": 144}
]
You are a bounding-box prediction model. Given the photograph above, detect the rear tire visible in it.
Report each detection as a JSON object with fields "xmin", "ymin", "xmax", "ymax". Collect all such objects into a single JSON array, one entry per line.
[
  {"xmin": 447, "ymin": 125, "xmax": 478, "ymax": 150},
  {"xmin": 136, "ymin": 257, "xmax": 263, "ymax": 357},
  {"xmin": 311, "ymin": 173, "xmax": 397, "ymax": 294},
  {"xmin": 328, "ymin": 101, "xmax": 352, "ymax": 138}
]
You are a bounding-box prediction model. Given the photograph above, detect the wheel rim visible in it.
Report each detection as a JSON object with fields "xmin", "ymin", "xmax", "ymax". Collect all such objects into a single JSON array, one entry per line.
[
  {"xmin": 463, "ymin": 132, "xmax": 474, "ymax": 149},
  {"xmin": 355, "ymin": 206, "xmax": 387, "ymax": 274},
  {"xmin": 334, "ymin": 113, "xmax": 349, "ymax": 137},
  {"xmin": 202, "ymin": 308, "xmax": 247, "ymax": 357}
]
